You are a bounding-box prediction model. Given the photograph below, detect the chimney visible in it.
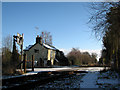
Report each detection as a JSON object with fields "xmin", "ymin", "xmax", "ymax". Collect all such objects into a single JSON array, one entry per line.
[{"xmin": 36, "ymin": 35, "xmax": 42, "ymax": 44}]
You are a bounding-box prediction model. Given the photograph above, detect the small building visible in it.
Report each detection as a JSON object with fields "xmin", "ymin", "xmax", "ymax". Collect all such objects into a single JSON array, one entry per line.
[{"xmin": 24, "ymin": 35, "xmax": 59, "ymax": 67}]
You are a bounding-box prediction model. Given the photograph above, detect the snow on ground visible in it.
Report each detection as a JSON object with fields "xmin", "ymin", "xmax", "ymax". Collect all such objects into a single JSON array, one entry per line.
[
  {"xmin": 23, "ymin": 67, "xmax": 106, "ymax": 75},
  {"xmin": 2, "ymin": 67, "xmax": 106, "ymax": 79},
  {"xmin": 80, "ymin": 69, "xmax": 120, "ymax": 88},
  {"xmin": 33, "ymin": 67, "xmax": 106, "ymax": 89},
  {"xmin": 2, "ymin": 67, "xmax": 76, "ymax": 79},
  {"xmin": 96, "ymin": 70, "xmax": 120, "ymax": 88},
  {"xmin": 3, "ymin": 67, "xmax": 120, "ymax": 89},
  {"xmin": 80, "ymin": 71, "xmax": 99, "ymax": 88},
  {"xmin": 76, "ymin": 67, "xmax": 106, "ymax": 72}
]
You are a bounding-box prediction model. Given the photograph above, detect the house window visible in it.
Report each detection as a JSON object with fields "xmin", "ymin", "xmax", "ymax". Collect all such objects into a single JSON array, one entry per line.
[{"xmin": 34, "ymin": 49, "xmax": 39, "ymax": 53}]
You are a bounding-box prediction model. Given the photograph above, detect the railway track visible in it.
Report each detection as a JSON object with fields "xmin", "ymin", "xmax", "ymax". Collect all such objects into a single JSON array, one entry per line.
[{"xmin": 2, "ymin": 70, "xmax": 88, "ymax": 89}]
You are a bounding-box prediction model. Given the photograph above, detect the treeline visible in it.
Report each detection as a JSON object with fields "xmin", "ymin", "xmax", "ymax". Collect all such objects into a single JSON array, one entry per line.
[
  {"xmin": 66, "ymin": 48, "xmax": 97, "ymax": 66},
  {"xmin": 2, "ymin": 35, "xmax": 20, "ymax": 75},
  {"xmin": 90, "ymin": 2, "xmax": 120, "ymax": 71}
]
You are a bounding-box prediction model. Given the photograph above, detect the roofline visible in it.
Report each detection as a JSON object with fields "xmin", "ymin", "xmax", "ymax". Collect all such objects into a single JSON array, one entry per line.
[
  {"xmin": 24, "ymin": 43, "xmax": 57, "ymax": 51},
  {"xmin": 24, "ymin": 43, "xmax": 38, "ymax": 51}
]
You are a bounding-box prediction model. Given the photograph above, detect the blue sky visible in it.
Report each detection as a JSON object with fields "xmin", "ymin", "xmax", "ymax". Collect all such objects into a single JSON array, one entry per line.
[{"xmin": 2, "ymin": 2, "xmax": 102, "ymax": 57}]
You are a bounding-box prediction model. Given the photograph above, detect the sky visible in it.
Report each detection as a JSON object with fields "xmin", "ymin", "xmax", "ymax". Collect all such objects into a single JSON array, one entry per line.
[{"xmin": 2, "ymin": 2, "xmax": 103, "ymax": 59}]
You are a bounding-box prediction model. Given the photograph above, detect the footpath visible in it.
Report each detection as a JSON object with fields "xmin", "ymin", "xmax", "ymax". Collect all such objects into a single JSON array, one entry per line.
[{"xmin": 80, "ymin": 71, "xmax": 99, "ymax": 88}]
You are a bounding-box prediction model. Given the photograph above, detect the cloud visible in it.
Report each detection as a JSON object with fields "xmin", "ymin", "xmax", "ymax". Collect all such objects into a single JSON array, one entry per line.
[{"xmin": 59, "ymin": 48, "xmax": 101, "ymax": 61}]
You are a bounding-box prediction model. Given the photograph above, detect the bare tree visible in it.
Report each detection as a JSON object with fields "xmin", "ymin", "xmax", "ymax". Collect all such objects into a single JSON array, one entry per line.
[
  {"xmin": 89, "ymin": 2, "xmax": 120, "ymax": 70},
  {"xmin": 89, "ymin": 2, "xmax": 119, "ymax": 39},
  {"xmin": 91, "ymin": 53, "xmax": 98, "ymax": 63},
  {"xmin": 2, "ymin": 35, "xmax": 12, "ymax": 52},
  {"xmin": 2, "ymin": 35, "xmax": 20, "ymax": 75},
  {"xmin": 2, "ymin": 35, "xmax": 13, "ymax": 74},
  {"xmin": 67, "ymin": 48, "xmax": 81, "ymax": 65},
  {"xmin": 67, "ymin": 48, "xmax": 98, "ymax": 65},
  {"xmin": 40, "ymin": 31, "xmax": 52, "ymax": 45}
]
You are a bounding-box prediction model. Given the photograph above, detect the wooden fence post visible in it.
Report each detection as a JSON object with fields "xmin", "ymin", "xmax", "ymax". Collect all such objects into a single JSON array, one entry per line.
[
  {"xmin": 32, "ymin": 55, "xmax": 34, "ymax": 71},
  {"xmin": 23, "ymin": 54, "xmax": 27, "ymax": 73}
]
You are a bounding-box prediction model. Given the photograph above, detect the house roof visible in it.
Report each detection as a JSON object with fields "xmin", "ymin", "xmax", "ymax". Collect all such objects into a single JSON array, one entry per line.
[
  {"xmin": 43, "ymin": 43, "xmax": 57, "ymax": 50},
  {"xmin": 24, "ymin": 43, "xmax": 57, "ymax": 51},
  {"xmin": 24, "ymin": 45, "xmax": 33, "ymax": 51}
]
